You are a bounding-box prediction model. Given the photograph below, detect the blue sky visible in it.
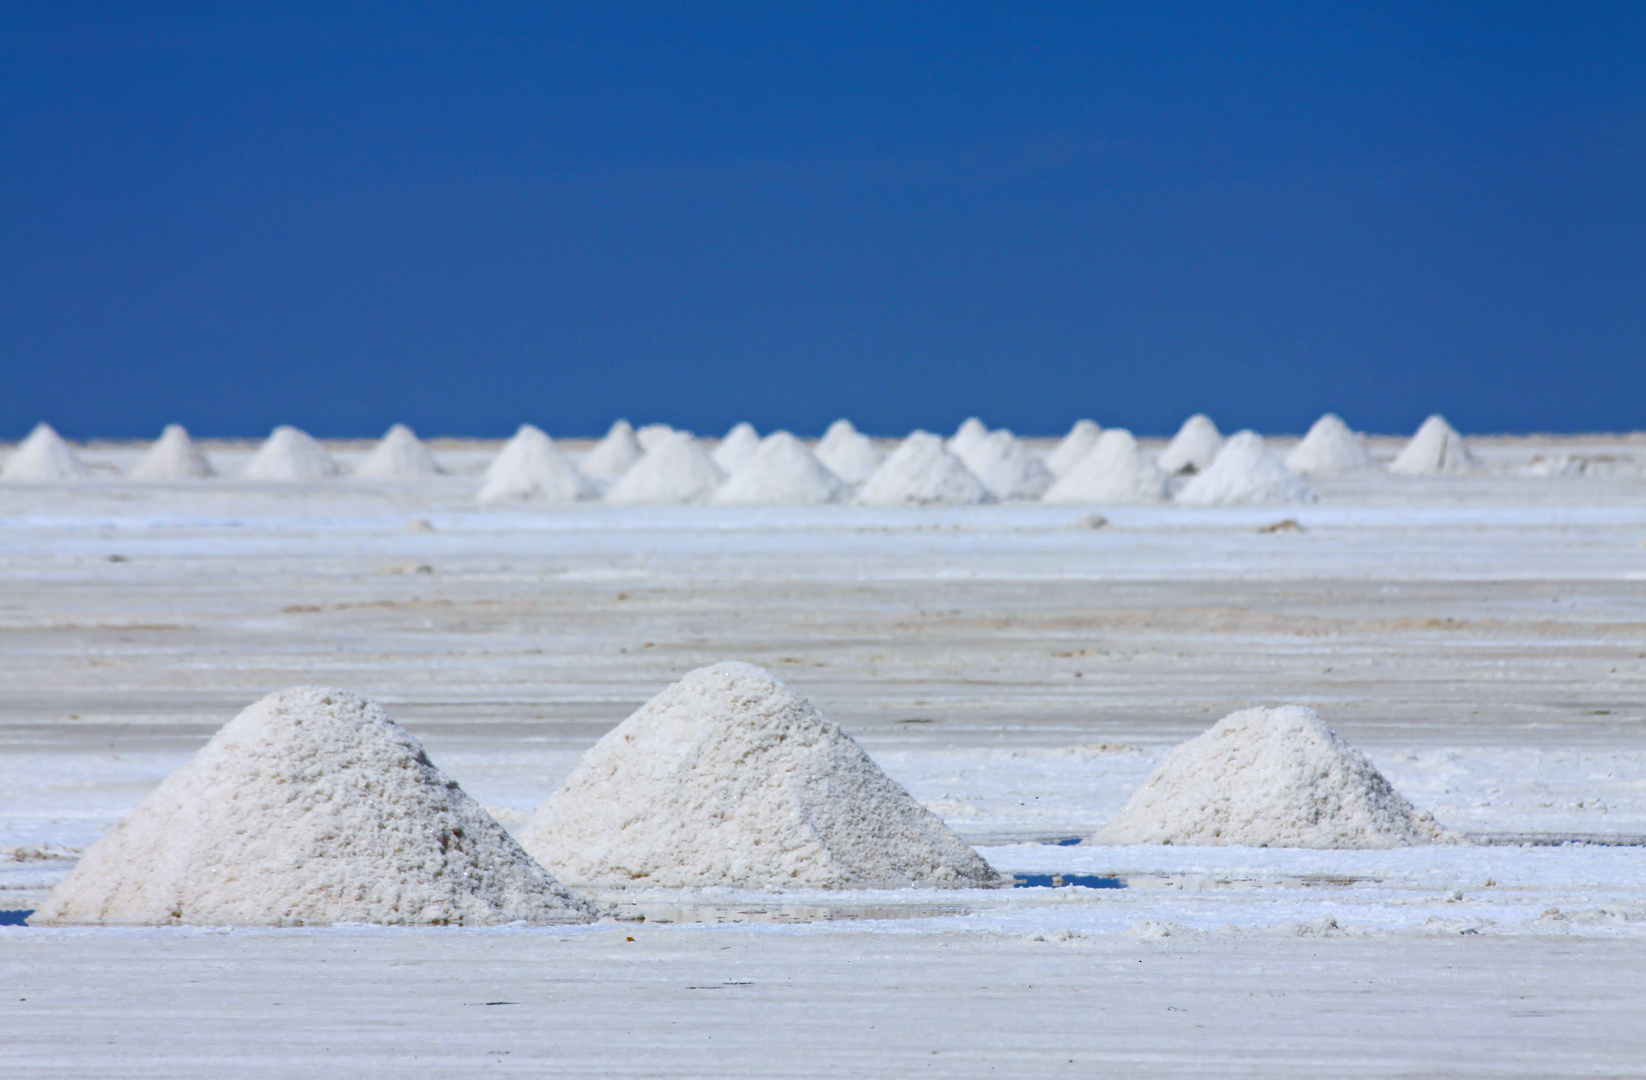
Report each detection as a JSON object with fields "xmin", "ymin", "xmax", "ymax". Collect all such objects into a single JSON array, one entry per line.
[{"xmin": 2, "ymin": 2, "xmax": 1642, "ymax": 438}]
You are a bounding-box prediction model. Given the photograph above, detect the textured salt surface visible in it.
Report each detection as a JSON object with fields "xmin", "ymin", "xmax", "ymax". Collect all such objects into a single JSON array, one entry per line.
[
  {"xmin": 1157, "ymin": 414, "xmax": 1224, "ymax": 475},
  {"xmin": 131, "ymin": 424, "xmax": 215, "ymax": 480},
  {"xmin": 356, "ymin": 424, "xmax": 442, "ymax": 479},
  {"xmin": 711, "ymin": 422, "xmax": 761, "ymax": 475},
  {"xmin": 857, "ymin": 431, "xmax": 994, "ymax": 506},
  {"xmin": 242, "ymin": 427, "xmax": 340, "ymax": 481},
  {"xmin": 1286, "ymin": 413, "xmax": 1374, "ymax": 476},
  {"xmin": 1390, "ymin": 414, "xmax": 1479, "ymax": 475},
  {"xmin": 581, "ymin": 419, "xmax": 644, "ymax": 481},
  {"xmin": 1046, "ymin": 419, "xmax": 1102, "ymax": 478},
  {"xmin": 521, "ymin": 662, "xmax": 1001, "ymax": 888},
  {"xmin": 1043, "ymin": 429, "xmax": 1168, "ymax": 503},
  {"xmin": 814, "ymin": 419, "xmax": 885, "ymax": 485},
  {"xmin": 956, "ymin": 430, "xmax": 1055, "ymax": 500},
  {"xmin": 606, "ymin": 431, "xmax": 726, "ymax": 504},
  {"xmin": 1176, "ymin": 431, "xmax": 1314, "ymax": 505},
  {"xmin": 712, "ymin": 432, "xmax": 846, "ymax": 505},
  {"xmin": 476, "ymin": 424, "xmax": 595, "ymax": 503},
  {"xmin": 1, "ymin": 423, "xmax": 92, "ymax": 482},
  {"xmin": 36, "ymin": 687, "xmax": 594, "ymax": 926},
  {"xmin": 1097, "ymin": 705, "xmax": 1451, "ymax": 848}
]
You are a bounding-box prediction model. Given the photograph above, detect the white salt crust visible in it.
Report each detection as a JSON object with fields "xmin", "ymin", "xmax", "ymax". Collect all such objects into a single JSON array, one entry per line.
[
  {"xmin": 1175, "ymin": 431, "xmax": 1315, "ymax": 505},
  {"xmin": 132, "ymin": 424, "xmax": 215, "ymax": 480},
  {"xmin": 712, "ymin": 431, "xmax": 847, "ymax": 505},
  {"xmin": 1389, "ymin": 414, "xmax": 1479, "ymax": 475},
  {"xmin": 1285, "ymin": 413, "xmax": 1374, "ymax": 477},
  {"xmin": 956, "ymin": 430, "xmax": 1055, "ymax": 500},
  {"xmin": 814, "ymin": 419, "xmax": 886, "ymax": 485},
  {"xmin": 242, "ymin": 426, "xmax": 340, "ymax": 481},
  {"xmin": 476, "ymin": 425, "xmax": 596, "ymax": 503},
  {"xmin": 357, "ymin": 424, "xmax": 443, "ymax": 479},
  {"xmin": 605, "ymin": 431, "xmax": 726, "ymax": 504},
  {"xmin": 1042, "ymin": 429, "xmax": 1168, "ymax": 503},
  {"xmin": 1096, "ymin": 705, "xmax": 1453, "ymax": 849},
  {"xmin": 711, "ymin": 422, "xmax": 762, "ymax": 475},
  {"xmin": 1157, "ymin": 414, "xmax": 1224, "ymax": 475},
  {"xmin": 36, "ymin": 687, "xmax": 595, "ymax": 926},
  {"xmin": 521, "ymin": 662, "xmax": 1002, "ymax": 889},
  {"xmin": 581, "ymin": 420, "xmax": 644, "ymax": 481},
  {"xmin": 1046, "ymin": 419, "xmax": 1102, "ymax": 479},
  {"xmin": 1, "ymin": 423, "xmax": 92, "ymax": 482},
  {"xmin": 857, "ymin": 431, "xmax": 994, "ymax": 506}
]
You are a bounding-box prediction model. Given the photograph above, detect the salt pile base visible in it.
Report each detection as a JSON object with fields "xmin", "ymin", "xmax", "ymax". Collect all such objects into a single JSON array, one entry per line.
[
  {"xmin": 713, "ymin": 431, "xmax": 846, "ymax": 505},
  {"xmin": 521, "ymin": 662, "xmax": 1002, "ymax": 889},
  {"xmin": 858, "ymin": 431, "xmax": 994, "ymax": 506},
  {"xmin": 1389, "ymin": 414, "xmax": 1478, "ymax": 475},
  {"xmin": 1285, "ymin": 413, "xmax": 1373, "ymax": 476},
  {"xmin": 1157, "ymin": 414, "xmax": 1224, "ymax": 475},
  {"xmin": 1046, "ymin": 419, "xmax": 1102, "ymax": 478},
  {"xmin": 242, "ymin": 426, "xmax": 340, "ymax": 481},
  {"xmin": 132, "ymin": 424, "xmax": 215, "ymax": 480},
  {"xmin": 1, "ymin": 423, "xmax": 93, "ymax": 481},
  {"xmin": 711, "ymin": 422, "xmax": 761, "ymax": 475},
  {"xmin": 1042, "ymin": 429, "xmax": 1167, "ymax": 503},
  {"xmin": 957, "ymin": 429, "xmax": 1054, "ymax": 500},
  {"xmin": 477, "ymin": 424, "xmax": 596, "ymax": 503},
  {"xmin": 605, "ymin": 431, "xmax": 726, "ymax": 504},
  {"xmin": 814, "ymin": 419, "xmax": 885, "ymax": 485},
  {"xmin": 36, "ymin": 687, "xmax": 595, "ymax": 926},
  {"xmin": 357, "ymin": 424, "xmax": 443, "ymax": 478},
  {"xmin": 581, "ymin": 419, "xmax": 644, "ymax": 482},
  {"xmin": 1175, "ymin": 431, "xmax": 1314, "ymax": 505},
  {"xmin": 1096, "ymin": 705, "xmax": 1452, "ymax": 849}
]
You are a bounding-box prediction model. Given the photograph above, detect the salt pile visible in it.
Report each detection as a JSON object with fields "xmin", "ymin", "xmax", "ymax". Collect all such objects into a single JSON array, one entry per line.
[
  {"xmin": 956, "ymin": 429, "xmax": 1055, "ymax": 500},
  {"xmin": 1389, "ymin": 414, "xmax": 1478, "ymax": 475},
  {"xmin": 36, "ymin": 687, "xmax": 595, "ymax": 925},
  {"xmin": 476, "ymin": 424, "xmax": 596, "ymax": 503},
  {"xmin": 1175, "ymin": 431, "xmax": 1314, "ymax": 505},
  {"xmin": 1285, "ymin": 413, "xmax": 1373, "ymax": 476},
  {"xmin": 814, "ymin": 419, "xmax": 885, "ymax": 485},
  {"xmin": 356, "ymin": 424, "xmax": 443, "ymax": 479},
  {"xmin": 711, "ymin": 422, "xmax": 761, "ymax": 474},
  {"xmin": 857, "ymin": 431, "xmax": 994, "ymax": 506},
  {"xmin": 1157, "ymin": 414, "xmax": 1224, "ymax": 475},
  {"xmin": 948, "ymin": 417, "xmax": 990, "ymax": 458},
  {"xmin": 242, "ymin": 426, "xmax": 340, "ymax": 481},
  {"xmin": 605, "ymin": 430, "xmax": 726, "ymax": 504},
  {"xmin": 1046, "ymin": 419, "xmax": 1102, "ymax": 478},
  {"xmin": 1095, "ymin": 705, "xmax": 1451, "ymax": 848},
  {"xmin": 1, "ymin": 423, "xmax": 93, "ymax": 481},
  {"xmin": 131, "ymin": 424, "xmax": 215, "ymax": 480},
  {"xmin": 520, "ymin": 662, "xmax": 1001, "ymax": 888},
  {"xmin": 712, "ymin": 431, "xmax": 847, "ymax": 505},
  {"xmin": 1042, "ymin": 429, "xmax": 1168, "ymax": 503},
  {"xmin": 636, "ymin": 423, "xmax": 676, "ymax": 452},
  {"xmin": 581, "ymin": 419, "xmax": 644, "ymax": 481}
]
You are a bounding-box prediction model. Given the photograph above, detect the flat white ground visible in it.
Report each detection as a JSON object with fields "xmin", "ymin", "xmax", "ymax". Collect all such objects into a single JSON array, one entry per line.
[{"xmin": 2, "ymin": 434, "xmax": 1644, "ymax": 1076}]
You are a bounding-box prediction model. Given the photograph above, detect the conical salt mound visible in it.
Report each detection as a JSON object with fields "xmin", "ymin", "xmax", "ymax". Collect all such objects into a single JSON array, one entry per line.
[
  {"xmin": 1, "ymin": 423, "xmax": 93, "ymax": 481},
  {"xmin": 815, "ymin": 419, "xmax": 885, "ymax": 485},
  {"xmin": 357, "ymin": 424, "xmax": 443, "ymax": 479},
  {"xmin": 242, "ymin": 426, "xmax": 340, "ymax": 481},
  {"xmin": 1389, "ymin": 414, "xmax": 1478, "ymax": 475},
  {"xmin": 477, "ymin": 424, "xmax": 596, "ymax": 503},
  {"xmin": 581, "ymin": 419, "xmax": 644, "ymax": 481},
  {"xmin": 1095, "ymin": 705, "xmax": 1452, "ymax": 849},
  {"xmin": 520, "ymin": 662, "xmax": 1002, "ymax": 888},
  {"xmin": 857, "ymin": 431, "xmax": 994, "ymax": 506},
  {"xmin": 1043, "ymin": 429, "xmax": 1168, "ymax": 503},
  {"xmin": 605, "ymin": 431, "xmax": 726, "ymax": 504},
  {"xmin": 1175, "ymin": 431, "xmax": 1315, "ymax": 505},
  {"xmin": 711, "ymin": 422, "xmax": 761, "ymax": 475},
  {"xmin": 713, "ymin": 431, "xmax": 847, "ymax": 505},
  {"xmin": 956, "ymin": 429, "xmax": 1054, "ymax": 500},
  {"xmin": 948, "ymin": 417, "xmax": 990, "ymax": 458},
  {"xmin": 131, "ymin": 425, "xmax": 215, "ymax": 480},
  {"xmin": 35, "ymin": 687, "xmax": 596, "ymax": 926},
  {"xmin": 636, "ymin": 423, "xmax": 676, "ymax": 452},
  {"xmin": 1046, "ymin": 419, "xmax": 1102, "ymax": 479},
  {"xmin": 1285, "ymin": 413, "xmax": 1373, "ymax": 477},
  {"xmin": 1157, "ymin": 414, "xmax": 1224, "ymax": 475}
]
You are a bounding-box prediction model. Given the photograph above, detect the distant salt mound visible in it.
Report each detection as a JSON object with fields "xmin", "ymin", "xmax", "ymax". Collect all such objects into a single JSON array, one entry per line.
[
  {"xmin": 242, "ymin": 426, "xmax": 340, "ymax": 481},
  {"xmin": 132, "ymin": 424, "xmax": 215, "ymax": 480},
  {"xmin": 636, "ymin": 423, "xmax": 677, "ymax": 452},
  {"xmin": 712, "ymin": 422, "xmax": 761, "ymax": 475},
  {"xmin": 1176, "ymin": 431, "xmax": 1314, "ymax": 505},
  {"xmin": 1046, "ymin": 419, "xmax": 1102, "ymax": 479},
  {"xmin": 36, "ymin": 687, "xmax": 595, "ymax": 926},
  {"xmin": 948, "ymin": 417, "xmax": 990, "ymax": 458},
  {"xmin": 1095, "ymin": 705, "xmax": 1452, "ymax": 848},
  {"xmin": 1, "ymin": 423, "xmax": 93, "ymax": 482},
  {"xmin": 815, "ymin": 419, "xmax": 885, "ymax": 485},
  {"xmin": 1043, "ymin": 429, "xmax": 1168, "ymax": 503},
  {"xmin": 521, "ymin": 662, "xmax": 1001, "ymax": 888},
  {"xmin": 957, "ymin": 429, "xmax": 1055, "ymax": 500},
  {"xmin": 581, "ymin": 420, "xmax": 644, "ymax": 481},
  {"xmin": 713, "ymin": 431, "xmax": 847, "ymax": 505},
  {"xmin": 1285, "ymin": 413, "xmax": 1373, "ymax": 477},
  {"xmin": 857, "ymin": 431, "xmax": 994, "ymax": 506},
  {"xmin": 357, "ymin": 424, "xmax": 443, "ymax": 479},
  {"xmin": 1157, "ymin": 414, "xmax": 1224, "ymax": 475},
  {"xmin": 605, "ymin": 431, "xmax": 726, "ymax": 504},
  {"xmin": 477, "ymin": 424, "xmax": 596, "ymax": 503},
  {"xmin": 1389, "ymin": 414, "xmax": 1478, "ymax": 475}
]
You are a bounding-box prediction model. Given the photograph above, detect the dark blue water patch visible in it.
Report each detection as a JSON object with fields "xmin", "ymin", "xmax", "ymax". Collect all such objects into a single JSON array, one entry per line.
[
  {"xmin": 1049, "ymin": 837, "xmax": 1084, "ymax": 846},
  {"xmin": 1, "ymin": 910, "xmax": 33, "ymax": 926},
  {"xmin": 1011, "ymin": 875, "xmax": 1124, "ymax": 890}
]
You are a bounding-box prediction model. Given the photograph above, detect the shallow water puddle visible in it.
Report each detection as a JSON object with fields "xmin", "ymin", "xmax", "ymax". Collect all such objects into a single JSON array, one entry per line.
[{"xmin": 1, "ymin": 910, "xmax": 33, "ymax": 926}]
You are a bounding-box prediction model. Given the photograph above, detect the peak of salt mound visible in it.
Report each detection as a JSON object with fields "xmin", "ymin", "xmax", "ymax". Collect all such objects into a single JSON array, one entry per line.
[
  {"xmin": 957, "ymin": 429, "xmax": 1054, "ymax": 500},
  {"xmin": 1157, "ymin": 414, "xmax": 1224, "ymax": 475},
  {"xmin": 1285, "ymin": 414, "xmax": 1373, "ymax": 477},
  {"xmin": 1046, "ymin": 419, "xmax": 1102, "ymax": 479},
  {"xmin": 357, "ymin": 424, "xmax": 443, "ymax": 479},
  {"xmin": 242, "ymin": 426, "xmax": 340, "ymax": 481},
  {"xmin": 1043, "ymin": 429, "xmax": 1167, "ymax": 503},
  {"xmin": 712, "ymin": 422, "xmax": 761, "ymax": 474},
  {"xmin": 1389, "ymin": 414, "xmax": 1477, "ymax": 475},
  {"xmin": 36, "ymin": 687, "xmax": 595, "ymax": 926},
  {"xmin": 581, "ymin": 419, "xmax": 644, "ymax": 481},
  {"xmin": 636, "ymin": 423, "xmax": 677, "ymax": 452},
  {"xmin": 857, "ymin": 431, "xmax": 994, "ymax": 506},
  {"xmin": 1175, "ymin": 431, "xmax": 1314, "ymax": 505},
  {"xmin": 477, "ymin": 425, "xmax": 596, "ymax": 503},
  {"xmin": 713, "ymin": 431, "xmax": 847, "ymax": 505},
  {"xmin": 815, "ymin": 419, "xmax": 886, "ymax": 485},
  {"xmin": 1, "ymin": 423, "xmax": 93, "ymax": 481},
  {"xmin": 132, "ymin": 424, "xmax": 215, "ymax": 480},
  {"xmin": 605, "ymin": 431, "xmax": 726, "ymax": 504},
  {"xmin": 949, "ymin": 417, "xmax": 990, "ymax": 458},
  {"xmin": 521, "ymin": 662, "xmax": 1001, "ymax": 888},
  {"xmin": 1095, "ymin": 705, "xmax": 1452, "ymax": 848}
]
